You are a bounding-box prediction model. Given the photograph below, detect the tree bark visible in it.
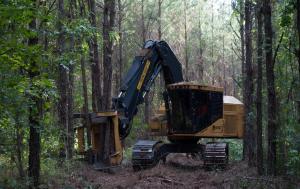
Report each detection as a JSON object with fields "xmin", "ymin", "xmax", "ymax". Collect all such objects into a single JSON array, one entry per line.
[
  {"xmin": 297, "ymin": 0, "xmax": 300, "ymax": 124},
  {"xmin": 116, "ymin": 0, "xmax": 123, "ymax": 91},
  {"xmin": 211, "ymin": 1, "xmax": 215, "ymax": 85},
  {"xmin": 102, "ymin": 0, "xmax": 116, "ymax": 110},
  {"xmin": 256, "ymin": 2, "xmax": 264, "ymax": 175},
  {"xmin": 240, "ymin": 1, "xmax": 245, "ymax": 76},
  {"xmin": 66, "ymin": 0, "xmax": 76, "ymax": 160},
  {"xmin": 244, "ymin": 0, "xmax": 255, "ymax": 167},
  {"xmin": 184, "ymin": 0, "xmax": 188, "ymax": 81},
  {"xmin": 231, "ymin": 56, "xmax": 237, "ymax": 97},
  {"xmin": 88, "ymin": 0, "xmax": 102, "ymax": 112},
  {"xmin": 79, "ymin": 0, "xmax": 91, "ymax": 148},
  {"xmin": 158, "ymin": 0, "xmax": 162, "ymax": 40},
  {"xmin": 15, "ymin": 112, "xmax": 25, "ymax": 178},
  {"xmin": 102, "ymin": 0, "xmax": 116, "ymax": 164},
  {"xmin": 222, "ymin": 36, "xmax": 227, "ymax": 94},
  {"xmin": 57, "ymin": 0, "xmax": 72, "ymax": 160},
  {"xmin": 240, "ymin": 0, "xmax": 247, "ymax": 160},
  {"xmin": 198, "ymin": 4, "xmax": 203, "ymax": 82},
  {"xmin": 264, "ymin": 0, "xmax": 277, "ymax": 175},
  {"xmin": 80, "ymin": 56, "xmax": 92, "ymax": 147},
  {"xmin": 28, "ymin": 9, "xmax": 41, "ymax": 187},
  {"xmin": 158, "ymin": 0, "xmax": 164, "ymax": 94}
]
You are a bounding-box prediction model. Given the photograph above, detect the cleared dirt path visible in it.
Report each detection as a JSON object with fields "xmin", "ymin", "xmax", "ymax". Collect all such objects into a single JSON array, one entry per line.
[{"xmin": 51, "ymin": 154, "xmax": 299, "ymax": 189}]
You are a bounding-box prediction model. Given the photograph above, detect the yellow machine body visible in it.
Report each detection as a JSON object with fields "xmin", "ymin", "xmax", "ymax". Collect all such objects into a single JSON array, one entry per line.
[{"xmin": 150, "ymin": 83, "xmax": 244, "ymax": 140}]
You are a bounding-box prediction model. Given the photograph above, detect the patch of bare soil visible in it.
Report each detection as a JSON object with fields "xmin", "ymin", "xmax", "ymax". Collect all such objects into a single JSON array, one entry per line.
[{"xmin": 51, "ymin": 155, "xmax": 300, "ymax": 189}]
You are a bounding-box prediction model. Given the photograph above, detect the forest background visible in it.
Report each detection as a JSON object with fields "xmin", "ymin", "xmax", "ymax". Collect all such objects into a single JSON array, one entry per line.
[{"xmin": 0, "ymin": 0, "xmax": 300, "ymax": 188}]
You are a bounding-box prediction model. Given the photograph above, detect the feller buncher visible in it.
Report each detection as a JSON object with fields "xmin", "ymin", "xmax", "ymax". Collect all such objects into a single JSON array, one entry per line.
[{"xmin": 75, "ymin": 40, "xmax": 244, "ymax": 170}]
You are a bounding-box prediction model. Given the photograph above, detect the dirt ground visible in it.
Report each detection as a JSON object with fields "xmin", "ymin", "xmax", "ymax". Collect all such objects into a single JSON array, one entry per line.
[{"xmin": 49, "ymin": 154, "xmax": 300, "ymax": 189}]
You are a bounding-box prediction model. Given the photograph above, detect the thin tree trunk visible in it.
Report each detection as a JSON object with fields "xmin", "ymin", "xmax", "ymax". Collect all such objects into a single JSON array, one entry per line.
[
  {"xmin": 256, "ymin": 2, "xmax": 264, "ymax": 175},
  {"xmin": 222, "ymin": 36, "xmax": 226, "ymax": 94},
  {"xmin": 57, "ymin": 0, "xmax": 70, "ymax": 160},
  {"xmin": 297, "ymin": 0, "xmax": 300, "ymax": 123},
  {"xmin": 28, "ymin": 7, "xmax": 41, "ymax": 187},
  {"xmin": 198, "ymin": 4, "xmax": 203, "ymax": 82},
  {"xmin": 67, "ymin": 66, "xmax": 74, "ymax": 159},
  {"xmin": 66, "ymin": 0, "xmax": 76, "ymax": 160},
  {"xmin": 211, "ymin": 1, "xmax": 215, "ymax": 85},
  {"xmin": 158, "ymin": 0, "xmax": 162, "ymax": 40},
  {"xmin": 231, "ymin": 57, "xmax": 236, "ymax": 96},
  {"xmin": 240, "ymin": 1, "xmax": 245, "ymax": 77},
  {"xmin": 158, "ymin": 0, "xmax": 164, "ymax": 93},
  {"xmin": 264, "ymin": 0, "xmax": 277, "ymax": 175},
  {"xmin": 240, "ymin": 0, "xmax": 247, "ymax": 160},
  {"xmin": 15, "ymin": 112, "xmax": 25, "ymax": 178},
  {"xmin": 79, "ymin": 0, "xmax": 91, "ymax": 148},
  {"xmin": 184, "ymin": 0, "xmax": 188, "ymax": 81},
  {"xmin": 117, "ymin": 0, "xmax": 123, "ymax": 91},
  {"xmin": 244, "ymin": 0, "xmax": 255, "ymax": 167},
  {"xmin": 80, "ymin": 56, "xmax": 92, "ymax": 147}
]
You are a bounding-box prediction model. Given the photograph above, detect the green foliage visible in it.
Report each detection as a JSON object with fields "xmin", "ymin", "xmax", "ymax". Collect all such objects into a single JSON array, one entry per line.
[
  {"xmin": 109, "ymin": 31, "xmax": 120, "ymax": 44},
  {"xmin": 278, "ymin": 0, "xmax": 294, "ymax": 27},
  {"xmin": 126, "ymin": 116, "xmax": 148, "ymax": 147},
  {"xmin": 123, "ymin": 147, "xmax": 133, "ymax": 161},
  {"xmin": 227, "ymin": 139, "xmax": 243, "ymax": 161},
  {"xmin": 0, "ymin": 156, "xmax": 28, "ymax": 189},
  {"xmin": 0, "ymin": 0, "xmax": 300, "ymax": 188},
  {"xmin": 286, "ymin": 149, "xmax": 300, "ymax": 175}
]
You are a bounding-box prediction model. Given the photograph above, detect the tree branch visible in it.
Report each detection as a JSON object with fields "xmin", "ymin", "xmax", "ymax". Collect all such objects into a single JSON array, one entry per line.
[
  {"xmin": 273, "ymin": 31, "xmax": 284, "ymax": 65},
  {"xmin": 230, "ymin": 20, "xmax": 241, "ymax": 40}
]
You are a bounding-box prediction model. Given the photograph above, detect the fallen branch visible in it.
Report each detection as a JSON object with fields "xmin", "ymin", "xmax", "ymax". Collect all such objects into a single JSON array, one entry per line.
[
  {"xmin": 145, "ymin": 175, "xmax": 184, "ymax": 186},
  {"xmin": 160, "ymin": 178, "xmax": 184, "ymax": 186}
]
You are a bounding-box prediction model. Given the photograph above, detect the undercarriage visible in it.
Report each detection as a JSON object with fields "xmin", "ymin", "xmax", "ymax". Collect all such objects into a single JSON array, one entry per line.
[{"xmin": 132, "ymin": 140, "xmax": 229, "ymax": 171}]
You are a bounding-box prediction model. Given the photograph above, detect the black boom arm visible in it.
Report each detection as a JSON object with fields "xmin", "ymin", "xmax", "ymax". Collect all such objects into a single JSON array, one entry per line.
[{"xmin": 113, "ymin": 40, "xmax": 183, "ymax": 139}]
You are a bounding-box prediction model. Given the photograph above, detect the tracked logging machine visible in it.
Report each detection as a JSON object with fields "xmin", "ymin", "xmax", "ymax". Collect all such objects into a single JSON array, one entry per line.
[{"xmin": 75, "ymin": 40, "xmax": 244, "ymax": 170}]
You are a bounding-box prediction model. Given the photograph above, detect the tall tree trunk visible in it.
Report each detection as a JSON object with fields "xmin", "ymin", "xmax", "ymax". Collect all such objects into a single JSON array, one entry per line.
[
  {"xmin": 116, "ymin": 0, "xmax": 123, "ymax": 91},
  {"xmin": 158, "ymin": 0, "xmax": 162, "ymax": 40},
  {"xmin": 103, "ymin": 0, "xmax": 116, "ymax": 110},
  {"xmin": 66, "ymin": 0, "xmax": 76, "ymax": 160},
  {"xmin": 240, "ymin": 0, "xmax": 247, "ymax": 160},
  {"xmin": 158, "ymin": 0, "xmax": 164, "ymax": 95},
  {"xmin": 297, "ymin": 0, "xmax": 300, "ymax": 123},
  {"xmin": 198, "ymin": 4, "xmax": 203, "ymax": 82},
  {"xmin": 184, "ymin": 0, "xmax": 188, "ymax": 81},
  {"xmin": 57, "ymin": 0, "xmax": 70, "ymax": 160},
  {"xmin": 211, "ymin": 1, "xmax": 215, "ymax": 85},
  {"xmin": 66, "ymin": 65, "xmax": 74, "ymax": 159},
  {"xmin": 102, "ymin": 0, "xmax": 116, "ymax": 164},
  {"xmin": 264, "ymin": 0, "xmax": 277, "ymax": 175},
  {"xmin": 79, "ymin": 0, "xmax": 91, "ymax": 148},
  {"xmin": 244, "ymin": 0, "xmax": 255, "ymax": 167},
  {"xmin": 88, "ymin": 0, "xmax": 102, "ymax": 112},
  {"xmin": 231, "ymin": 57, "xmax": 237, "ymax": 96},
  {"xmin": 87, "ymin": 0, "xmax": 105, "ymax": 163},
  {"xmin": 28, "ymin": 8, "xmax": 41, "ymax": 187},
  {"xmin": 222, "ymin": 36, "xmax": 227, "ymax": 94},
  {"xmin": 240, "ymin": 1, "xmax": 245, "ymax": 76},
  {"xmin": 80, "ymin": 57, "xmax": 92, "ymax": 147},
  {"xmin": 15, "ymin": 111, "xmax": 25, "ymax": 178},
  {"xmin": 256, "ymin": 2, "xmax": 264, "ymax": 175}
]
